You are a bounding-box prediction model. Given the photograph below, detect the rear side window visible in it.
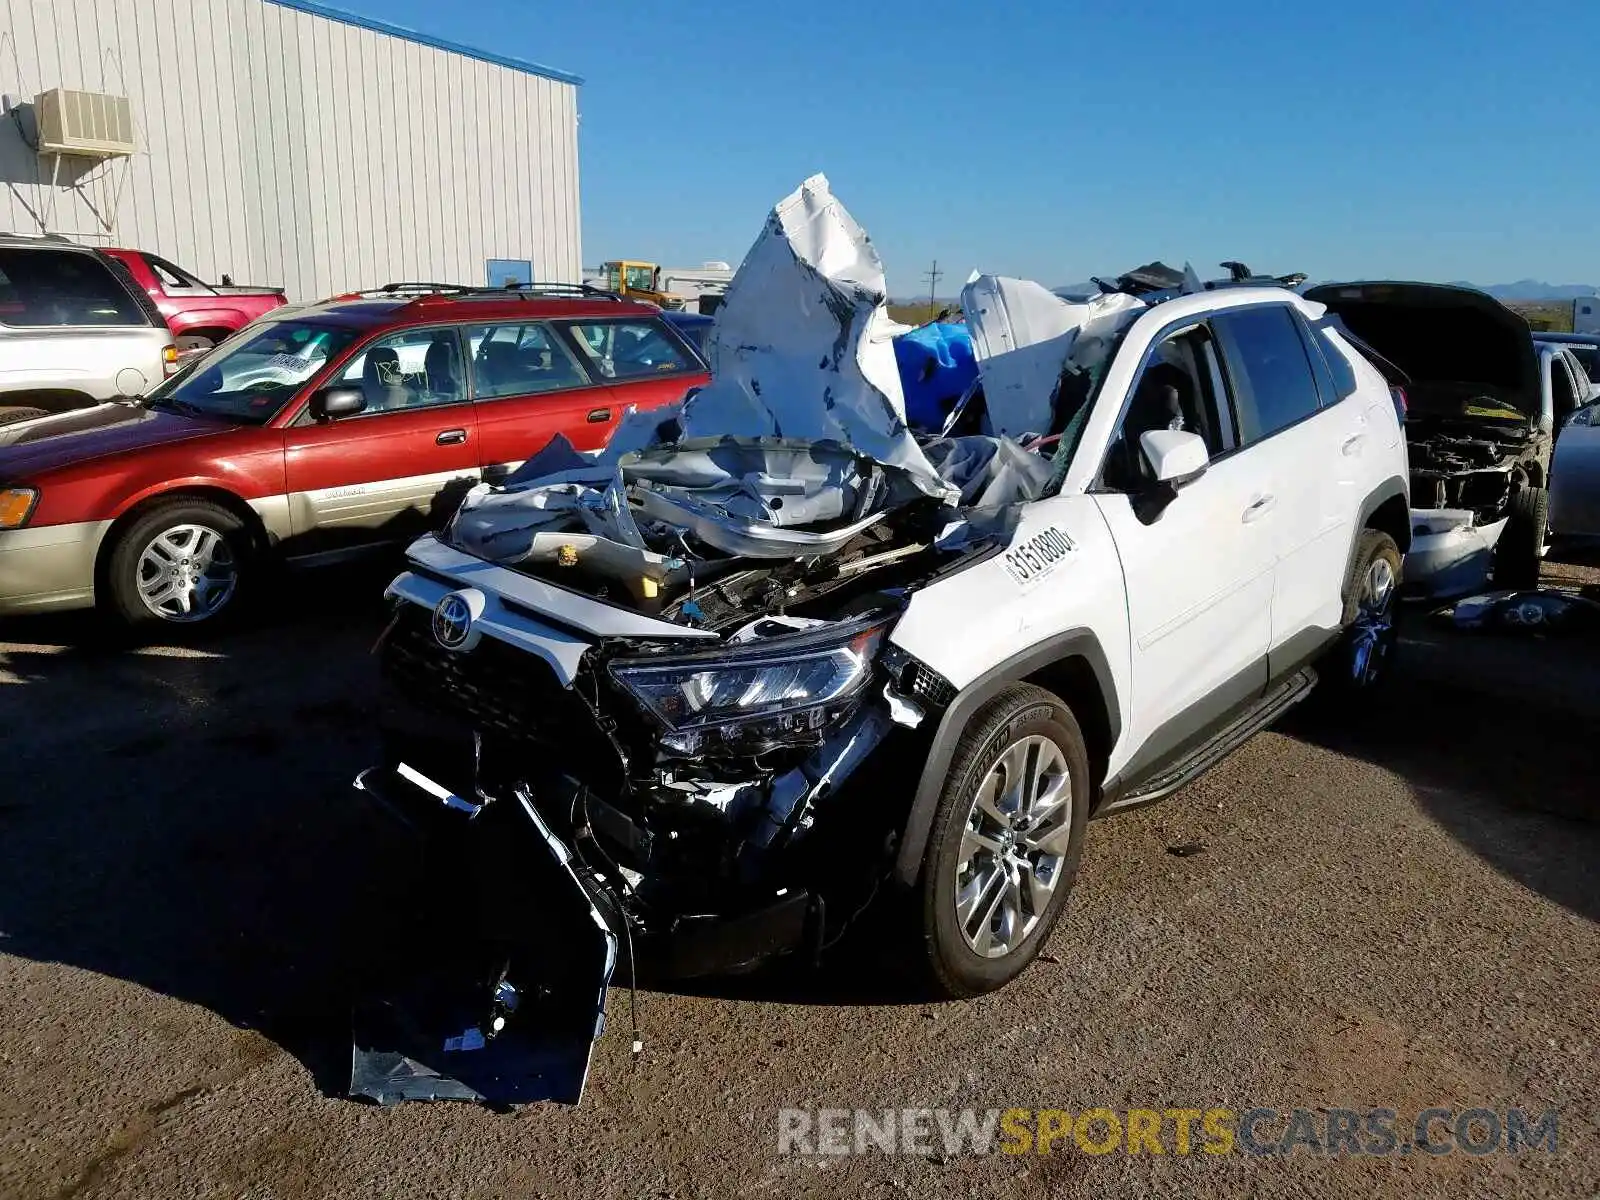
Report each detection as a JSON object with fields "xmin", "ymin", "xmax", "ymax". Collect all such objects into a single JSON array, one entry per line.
[
  {"xmin": 466, "ymin": 321, "xmax": 589, "ymax": 398},
  {"xmin": 147, "ymin": 255, "xmax": 206, "ymax": 290},
  {"xmin": 1209, "ymin": 305, "xmax": 1324, "ymax": 444},
  {"xmin": 0, "ymin": 248, "xmax": 148, "ymax": 327},
  {"xmin": 567, "ymin": 319, "xmax": 693, "ymax": 380},
  {"xmin": 1311, "ymin": 321, "xmax": 1359, "ymax": 400}
]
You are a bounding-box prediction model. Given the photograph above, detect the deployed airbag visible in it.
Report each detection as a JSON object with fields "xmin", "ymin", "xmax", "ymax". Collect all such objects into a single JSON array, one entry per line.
[{"xmin": 960, "ymin": 276, "xmax": 1145, "ymax": 438}]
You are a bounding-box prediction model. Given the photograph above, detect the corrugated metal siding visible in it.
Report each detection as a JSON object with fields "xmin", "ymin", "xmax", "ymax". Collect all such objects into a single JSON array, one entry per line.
[{"xmin": 0, "ymin": 0, "xmax": 581, "ymax": 298}]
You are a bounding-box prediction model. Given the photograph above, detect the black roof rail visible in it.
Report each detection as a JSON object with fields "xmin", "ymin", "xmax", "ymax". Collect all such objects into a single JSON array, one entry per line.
[
  {"xmin": 499, "ymin": 281, "xmax": 626, "ymax": 300},
  {"xmin": 0, "ymin": 231, "xmax": 80, "ymax": 244},
  {"xmin": 379, "ymin": 281, "xmax": 474, "ymax": 295}
]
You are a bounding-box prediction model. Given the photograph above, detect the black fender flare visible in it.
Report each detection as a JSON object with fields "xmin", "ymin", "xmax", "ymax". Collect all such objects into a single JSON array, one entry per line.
[
  {"xmin": 1344, "ymin": 475, "xmax": 1409, "ymax": 600},
  {"xmin": 891, "ymin": 629, "xmax": 1119, "ymax": 885}
]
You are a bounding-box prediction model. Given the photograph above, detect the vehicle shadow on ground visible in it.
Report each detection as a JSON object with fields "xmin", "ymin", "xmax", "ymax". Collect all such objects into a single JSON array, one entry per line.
[
  {"xmin": 0, "ymin": 565, "xmax": 937, "ymax": 1115},
  {"xmin": 1282, "ymin": 620, "xmax": 1600, "ymax": 926},
  {"xmin": 0, "ymin": 564, "xmax": 412, "ymax": 1099}
]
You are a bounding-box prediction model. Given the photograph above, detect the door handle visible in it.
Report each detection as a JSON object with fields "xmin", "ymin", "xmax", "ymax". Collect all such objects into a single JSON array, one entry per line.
[
  {"xmin": 1241, "ymin": 494, "xmax": 1277, "ymax": 523},
  {"xmin": 587, "ymin": 408, "xmax": 613, "ymax": 423},
  {"xmin": 1341, "ymin": 433, "xmax": 1366, "ymax": 456},
  {"xmin": 436, "ymin": 428, "xmax": 467, "ymax": 445}
]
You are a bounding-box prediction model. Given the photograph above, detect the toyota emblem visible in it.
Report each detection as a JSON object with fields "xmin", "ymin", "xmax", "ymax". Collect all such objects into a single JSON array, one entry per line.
[{"xmin": 432, "ymin": 592, "xmax": 474, "ymax": 650}]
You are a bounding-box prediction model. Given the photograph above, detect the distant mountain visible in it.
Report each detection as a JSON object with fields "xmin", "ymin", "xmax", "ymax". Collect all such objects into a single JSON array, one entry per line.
[{"xmin": 1453, "ymin": 280, "xmax": 1600, "ymax": 300}]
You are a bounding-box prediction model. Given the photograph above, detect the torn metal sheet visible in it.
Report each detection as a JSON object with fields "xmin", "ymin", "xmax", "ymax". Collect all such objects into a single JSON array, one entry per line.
[
  {"xmin": 922, "ymin": 435, "xmax": 1054, "ymax": 508},
  {"xmin": 960, "ymin": 275, "xmax": 1146, "ymax": 438},
  {"xmin": 681, "ymin": 174, "xmax": 953, "ymax": 501},
  {"xmin": 1404, "ymin": 508, "xmax": 1508, "ymax": 600},
  {"xmin": 350, "ymin": 768, "xmax": 617, "ymax": 1108}
]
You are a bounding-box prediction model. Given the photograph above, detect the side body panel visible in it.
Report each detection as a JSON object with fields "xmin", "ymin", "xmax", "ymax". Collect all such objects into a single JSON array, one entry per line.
[
  {"xmin": 889, "ymin": 492, "xmax": 1133, "ymax": 758},
  {"xmin": 281, "ymin": 406, "xmax": 480, "ymax": 552}
]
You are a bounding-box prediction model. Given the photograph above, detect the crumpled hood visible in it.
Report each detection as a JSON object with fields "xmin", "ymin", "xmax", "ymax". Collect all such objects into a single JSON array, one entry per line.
[
  {"xmin": 959, "ymin": 276, "xmax": 1146, "ymax": 437},
  {"xmin": 680, "ymin": 174, "xmax": 953, "ymax": 501},
  {"xmin": 0, "ymin": 403, "xmax": 231, "ymax": 480}
]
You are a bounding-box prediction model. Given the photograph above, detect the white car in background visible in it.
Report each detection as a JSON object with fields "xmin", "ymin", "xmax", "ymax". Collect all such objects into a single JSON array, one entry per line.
[{"xmin": 0, "ymin": 234, "xmax": 177, "ymax": 424}]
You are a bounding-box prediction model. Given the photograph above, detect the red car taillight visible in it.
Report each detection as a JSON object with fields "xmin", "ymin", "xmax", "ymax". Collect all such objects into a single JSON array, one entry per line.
[
  {"xmin": 162, "ymin": 344, "xmax": 180, "ymax": 377},
  {"xmin": 1390, "ymin": 385, "xmax": 1408, "ymax": 419}
]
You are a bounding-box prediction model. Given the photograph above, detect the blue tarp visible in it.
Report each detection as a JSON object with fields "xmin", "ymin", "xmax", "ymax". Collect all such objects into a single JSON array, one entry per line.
[{"xmin": 894, "ymin": 321, "xmax": 977, "ymax": 432}]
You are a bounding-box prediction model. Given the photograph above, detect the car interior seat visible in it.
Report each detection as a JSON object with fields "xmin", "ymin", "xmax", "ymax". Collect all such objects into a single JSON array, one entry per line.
[
  {"xmin": 362, "ymin": 346, "xmax": 413, "ymax": 412},
  {"xmin": 1107, "ymin": 361, "xmax": 1196, "ymax": 488},
  {"xmin": 424, "ymin": 336, "xmax": 460, "ymax": 400}
]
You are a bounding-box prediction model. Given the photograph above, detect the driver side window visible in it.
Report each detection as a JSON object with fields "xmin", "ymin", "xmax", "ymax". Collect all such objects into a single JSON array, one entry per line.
[
  {"xmin": 338, "ymin": 329, "xmax": 468, "ymax": 414},
  {"xmin": 1101, "ymin": 325, "xmax": 1234, "ymax": 492}
]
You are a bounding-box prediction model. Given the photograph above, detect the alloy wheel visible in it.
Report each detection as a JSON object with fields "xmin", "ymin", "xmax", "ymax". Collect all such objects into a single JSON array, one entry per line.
[
  {"xmin": 1348, "ymin": 556, "xmax": 1396, "ymax": 686},
  {"xmin": 953, "ymin": 734, "xmax": 1073, "ymax": 958},
  {"xmin": 135, "ymin": 524, "xmax": 238, "ymax": 623}
]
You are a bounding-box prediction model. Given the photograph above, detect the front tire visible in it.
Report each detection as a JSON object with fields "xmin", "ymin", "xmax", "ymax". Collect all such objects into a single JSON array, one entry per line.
[
  {"xmin": 103, "ymin": 499, "xmax": 252, "ymax": 631},
  {"xmin": 918, "ymin": 683, "xmax": 1090, "ymax": 998},
  {"xmin": 1496, "ymin": 484, "xmax": 1549, "ymax": 589}
]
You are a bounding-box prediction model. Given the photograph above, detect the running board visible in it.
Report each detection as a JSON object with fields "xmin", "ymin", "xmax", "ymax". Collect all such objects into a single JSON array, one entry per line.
[{"xmin": 1099, "ymin": 666, "xmax": 1318, "ymax": 815}]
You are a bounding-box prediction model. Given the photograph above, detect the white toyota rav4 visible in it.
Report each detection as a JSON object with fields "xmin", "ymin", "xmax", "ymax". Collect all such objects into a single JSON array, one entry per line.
[{"xmin": 349, "ymin": 179, "xmax": 1410, "ymax": 1107}]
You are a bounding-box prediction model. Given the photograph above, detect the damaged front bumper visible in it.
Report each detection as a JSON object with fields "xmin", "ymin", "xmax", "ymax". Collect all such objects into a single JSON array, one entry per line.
[
  {"xmin": 348, "ymin": 764, "xmax": 617, "ymax": 1107},
  {"xmin": 1404, "ymin": 507, "xmax": 1509, "ymax": 600},
  {"xmin": 347, "ymin": 583, "xmax": 922, "ymax": 1107}
]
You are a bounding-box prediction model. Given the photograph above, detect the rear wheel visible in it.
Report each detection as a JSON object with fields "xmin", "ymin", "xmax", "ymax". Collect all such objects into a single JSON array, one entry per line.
[
  {"xmin": 103, "ymin": 499, "xmax": 253, "ymax": 631},
  {"xmin": 0, "ymin": 406, "xmax": 48, "ymax": 428},
  {"xmin": 1496, "ymin": 484, "xmax": 1549, "ymax": 589},
  {"xmin": 1320, "ymin": 529, "xmax": 1402, "ymax": 696},
  {"xmin": 918, "ymin": 683, "xmax": 1090, "ymax": 998}
]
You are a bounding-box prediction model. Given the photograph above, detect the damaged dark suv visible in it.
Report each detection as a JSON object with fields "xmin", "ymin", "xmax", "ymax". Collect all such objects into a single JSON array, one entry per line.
[
  {"xmin": 349, "ymin": 177, "xmax": 1411, "ymax": 1108},
  {"xmin": 1306, "ymin": 282, "xmax": 1571, "ymax": 591}
]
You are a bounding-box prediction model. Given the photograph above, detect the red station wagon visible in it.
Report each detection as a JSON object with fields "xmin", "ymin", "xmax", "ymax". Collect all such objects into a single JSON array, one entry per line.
[{"xmin": 0, "ymin": 285, "xmax": 709, "ymax": 629}]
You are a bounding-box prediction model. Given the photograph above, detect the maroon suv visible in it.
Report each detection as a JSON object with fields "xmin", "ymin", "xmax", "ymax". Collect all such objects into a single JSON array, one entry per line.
[{"xmin": 0, "ymin": 284, "xmax": 708, "ymax": 629}]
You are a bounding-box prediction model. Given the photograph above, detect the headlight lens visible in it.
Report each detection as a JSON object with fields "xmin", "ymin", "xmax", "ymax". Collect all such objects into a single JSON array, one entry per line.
[
  {"xmin": 610, "ymin": 617, "xmax": 889, "ymax": 755},
  {"xmin": 0, "ymin": 487, "xmax": 38, "ymax": 530}
]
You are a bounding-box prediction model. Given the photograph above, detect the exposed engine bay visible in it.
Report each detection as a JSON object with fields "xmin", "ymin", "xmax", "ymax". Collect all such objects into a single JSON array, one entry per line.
[{"xmin": 1407, "ymin": 422, "xmax": 1542, "ymax": 517}]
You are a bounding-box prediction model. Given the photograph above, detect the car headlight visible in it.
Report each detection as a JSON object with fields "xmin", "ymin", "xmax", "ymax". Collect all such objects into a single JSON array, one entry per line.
[
  {"xmin": 609, "ymin": 616, "xmax": 890, "ymax": 756},
  {"xmin": 0, "ymin": 487, "xmax": 38, "ymax": 530}
]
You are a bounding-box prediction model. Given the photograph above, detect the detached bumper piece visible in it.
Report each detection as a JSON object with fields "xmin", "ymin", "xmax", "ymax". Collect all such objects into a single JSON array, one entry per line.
[{"xmin": 350, "ymin": 765, "xmax": 616, "ymax": 1108}]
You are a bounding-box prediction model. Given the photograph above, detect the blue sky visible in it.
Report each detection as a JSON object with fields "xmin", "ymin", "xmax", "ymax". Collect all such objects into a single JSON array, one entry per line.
[{"xmin": 363, "ymin": 0, "xmax": 1600, "ymax": 291}]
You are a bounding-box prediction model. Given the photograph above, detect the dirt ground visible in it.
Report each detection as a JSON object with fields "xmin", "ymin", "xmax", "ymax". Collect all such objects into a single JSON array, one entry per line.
[{"xmin": 1, "ymin": 555, "xmax": 1597, "ymax": 1200}]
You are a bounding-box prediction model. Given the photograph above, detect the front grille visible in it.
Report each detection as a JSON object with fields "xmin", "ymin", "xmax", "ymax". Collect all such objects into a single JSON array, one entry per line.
[{"xmin": 381, "ymin": 605, "xmax": 617, "ymax": 769}]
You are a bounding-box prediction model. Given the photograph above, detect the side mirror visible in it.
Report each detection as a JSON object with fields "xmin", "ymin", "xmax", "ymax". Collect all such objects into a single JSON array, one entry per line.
[
  {"xmin": 311, "ymin": 386, "xmax": 366, "ymax": 420},
  {"xmin": 1140, "ymin": 429, "xmax": 1209, "ymax": 486}
]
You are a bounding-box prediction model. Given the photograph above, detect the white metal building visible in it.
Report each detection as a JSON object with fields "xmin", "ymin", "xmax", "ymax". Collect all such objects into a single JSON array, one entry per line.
[{"xmin": 0, "ymin": 0, "xmax": 582, "ymax": 299}]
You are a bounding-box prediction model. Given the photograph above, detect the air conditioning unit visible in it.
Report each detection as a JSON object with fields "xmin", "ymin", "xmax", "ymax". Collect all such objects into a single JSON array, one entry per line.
[{"xmin": 34, "ymin": 88, "xmax": 135, "ymax": 158}]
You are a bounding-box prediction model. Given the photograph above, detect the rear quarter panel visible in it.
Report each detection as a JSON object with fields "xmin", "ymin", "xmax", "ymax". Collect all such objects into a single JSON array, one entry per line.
[{"xmin": 0, "ymin": 326, "xmax": 171, "ymax": 400}]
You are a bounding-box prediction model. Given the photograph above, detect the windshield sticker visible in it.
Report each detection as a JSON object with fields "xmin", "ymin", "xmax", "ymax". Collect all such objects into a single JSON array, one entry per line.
[
  {"xmin": 267, "ymin": 352, "xmax": 309, "ymax": 373},
  {"xmin": 1005, "ymin": 525, "xmax": 1075, "ymax": 589}
]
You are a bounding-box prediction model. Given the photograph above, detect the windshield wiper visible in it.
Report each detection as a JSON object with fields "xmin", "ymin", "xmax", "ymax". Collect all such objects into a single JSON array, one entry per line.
[{"xmin": 146, "ymin": 395, "xmax": 206, "ymax": 418}]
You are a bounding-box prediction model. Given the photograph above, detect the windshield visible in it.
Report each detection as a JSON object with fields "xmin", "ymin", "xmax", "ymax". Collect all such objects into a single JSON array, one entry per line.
[{"xmin": 143, "ymin": 320, "xmax": 361, "ymax": 423}]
